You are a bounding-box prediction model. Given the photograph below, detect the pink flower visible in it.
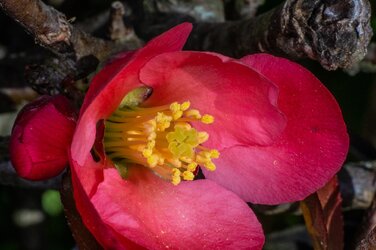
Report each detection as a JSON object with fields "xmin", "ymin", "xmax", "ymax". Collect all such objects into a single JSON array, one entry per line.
[{"xmin": 10, "ymin": 23, "xmax": 349, "ymax": 249}]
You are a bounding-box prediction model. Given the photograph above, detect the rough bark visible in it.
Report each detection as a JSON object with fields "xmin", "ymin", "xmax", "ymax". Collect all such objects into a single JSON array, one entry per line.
[
  {"xmin": 0, "ymin": 0, "xmax": 113, "ymax": 61},
  {"xmin": 355, "ymin": 198, "xmax": 376, "ymax": 249},
  {"xmin": 186, "ymin": 0, "xmax": 373, "ymax": 70},
  {"xmin": 0, "ymin": 0, "xmax": 139, "ymax": 96},
  {"xmin": 0, "ymin": 0, "xmax": 372, "ymax": 95}
]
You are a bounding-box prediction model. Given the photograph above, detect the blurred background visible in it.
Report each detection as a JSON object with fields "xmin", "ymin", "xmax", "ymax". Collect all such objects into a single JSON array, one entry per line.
[{"xmin": 0, "ymin": 0, "xmax": 375, "ymax": 249}]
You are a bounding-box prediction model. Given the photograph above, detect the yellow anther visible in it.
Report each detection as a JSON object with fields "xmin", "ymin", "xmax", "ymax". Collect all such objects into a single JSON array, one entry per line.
[
  {"xmin": 197, "ymin": 132, "xmax": 209, "ymax": 144},
  {"xmin": 198, "ymin": 150, "xmax": 211, "ymax": 159},
  {"xmin": 158, "ymin": 157, "xmax": 165, "ymax": 165},
  {"xmin": 170, "ymin": 102, "xmax": 180, "ymax": 112},
  {"xmin": 180, "ymin": 101, "xmax": 191, "ymax": 111},
  {"xmin": 148, "ymin": 132, "xmax": 156, "ymax": 140},
  {"xmin": 142, "ymin": 148, "xmax": 153, "ymax": 158},
  {"xmin": 174, "ymin": 122, "xmax": 191, "ymax": 130},
  {"xmin": 185, "ymin": 109, "xmax": 201, "ymax": 119},
  {"xmin": 187, "ymin": 162, "xmax": 198, "ymax": 172},
  {"xmin": 172, "ymin": 178, "xmax": 181, "ymax": 185},
  {"xmin": 180, "ymin": 156, "xmax": 193, "ymax": 163},
  {"xmin": 155, "ymin": 112, "xmax": 172, "ymax": 131},
  {"xmin": 147, "ymin": 120, "xmax": 157, "ymax": 130},
  {"xmin": 204, "ymin": 161, "xmax": 216, "ymax": 171},
  {"xmin": 182, "ymin": 171, "xmax": 195, "ymax": 181},
  {"xmin": 171, "ymin": 168, "xmax": 181, "ymax": 185},
  {"xmin": 156, "ymin": 112, "xmax": 172, "ymax": 123},
  {"xmin": 168, "ymin": 158, "xmax": 182, "ymax": 168},
  {"xmin": 210, "ymin": 149, "xmax": 220, "ymax": 159},
  {"xmin": 201, "ymin": 114, "xmax": 214, "ymax": 124},
  {"xmin": 147, "ymin": 154, "xmax": 159, "ymax": 168},
  {"xmin": 172, "ymin": 110, "xmax": 183, "ymax": 120},
  {"xmin": 147, "ymin": 141, "xmax": 155, "ymax": 149},
  {"xmin": 196, "ymin": 154, "xmax": 209, "ymax": 164}
]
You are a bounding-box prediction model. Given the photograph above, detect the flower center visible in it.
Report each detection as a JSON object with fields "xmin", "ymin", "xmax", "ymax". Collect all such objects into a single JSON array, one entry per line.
[{"xmin": 104, "ymin": 101, "xmax": 219, "ymax": 185}]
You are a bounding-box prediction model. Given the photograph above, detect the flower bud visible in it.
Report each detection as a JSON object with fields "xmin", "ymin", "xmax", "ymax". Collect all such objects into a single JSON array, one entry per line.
[{"xmin": 10, "ymin": 95, "xmax": 76, "ymax": 180}]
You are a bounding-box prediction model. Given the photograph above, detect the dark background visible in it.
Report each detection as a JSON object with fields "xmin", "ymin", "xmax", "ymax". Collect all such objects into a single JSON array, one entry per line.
[{"xmin": 0, "ymin": 0, "xmax": 375, "ymax": 249}]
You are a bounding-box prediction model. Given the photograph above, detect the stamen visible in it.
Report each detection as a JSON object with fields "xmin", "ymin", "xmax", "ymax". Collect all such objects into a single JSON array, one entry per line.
[
  {"xmin": 187, "ymin": 162, "xmax": 198, "ymax": 172},
  {"xmin": 185, "ymin": 109, "xmax": 201, "ymax": 119},
  {"xmin": 182, "ymin": 171, "xmax": 195, "ymax": 181},
  {"xmin": 147, "ymin": 154, "xmax": 159, "ymax": 168},
  {"xmin": 180, "ymin": 101, "xmax": 190, "ymax": 111},
  {"xmin": 210, "ymin": 149, "xmax": 220, "ymax": 159},
  {"xmin": 197, "ymin": 132, "xmax": 209, "ymax": 144},
  {"xmin": 201, "ymin": 114, "xmax": 214, "ymax": 124},
  {"xmin": 172, "ymin": 168, "xmax": 181, "ymax": 185},
  {"xmin": 204, "ymin": 162, "xmax": 216, "ymax": 171},
  {"xmin": 104, "ymin": 101, "xmax": 219, "ymax": 185}
]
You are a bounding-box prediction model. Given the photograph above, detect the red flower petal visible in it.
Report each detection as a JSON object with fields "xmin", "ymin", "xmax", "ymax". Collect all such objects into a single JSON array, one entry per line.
[
  {"xmin": 81, "ymin": 51, "xmax": 136, "ymax": 113},
  {"xmin": 71, "ymin": 23, "xmax": 193, "ymax": 165},
  {"xmin": 140, "ymin": 51, "xmax": 286, "ymax": 148},
  {"xmin": 71, "ymin": 159, "xmax": 264, "ymax": 249},
  {"xmin": 70, "ymin": 156, "xmax": 144, "ymax": 249},
  {"xmin": 203, "ymin": 54, "xmax": 349, "ymax": 204},
  {"xmin": 10, "ymin": 95, "xmax": 76, "ymax": 180}
]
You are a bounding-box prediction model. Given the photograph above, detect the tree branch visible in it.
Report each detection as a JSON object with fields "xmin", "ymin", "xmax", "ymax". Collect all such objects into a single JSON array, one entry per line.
[
  {"xmin": 0, "ymin": 0, "xmax": 114, "ymax": 61},
  {"xmin": 0, "ymin": 0, "xmax": 141, "ymax": 97},
  {"xmin": 184, "ymin": 0, "xmax": 373, "ymax": 70},
  {"xmin": 355, "ymin": 198, "xmax": 376, "ymax": 249},
  {"xmin": 108, "ymin": 1, "xmax": 143, "ymax": 47}
]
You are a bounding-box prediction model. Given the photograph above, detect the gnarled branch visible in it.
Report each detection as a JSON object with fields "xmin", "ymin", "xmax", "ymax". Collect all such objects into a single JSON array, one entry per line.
[
  {"xmin": 186, "ymin": 0, "xmax": 373, "ymax": 70},
  {"xmin": 0, "ymin": 0, "xmax": 114, "ymax": 61},
  {"xmin": 0, "ymin": 0, "xmax": 141, "ymax": 97}
]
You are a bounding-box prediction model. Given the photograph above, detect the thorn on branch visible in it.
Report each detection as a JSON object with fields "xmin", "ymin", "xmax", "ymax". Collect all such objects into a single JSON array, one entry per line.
[
  {"xmin": 109, "ymin": 1, "xmax": 127, "ymax": 41},
  {"xmin": 108, "ymin": 1, "xmax": 143, "ymax": 48}
]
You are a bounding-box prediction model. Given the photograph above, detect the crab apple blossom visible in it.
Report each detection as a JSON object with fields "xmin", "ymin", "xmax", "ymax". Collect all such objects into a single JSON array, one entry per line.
[{"xmin": 10, "ymin": 23, "xmax": 348, "ymax": 249}]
